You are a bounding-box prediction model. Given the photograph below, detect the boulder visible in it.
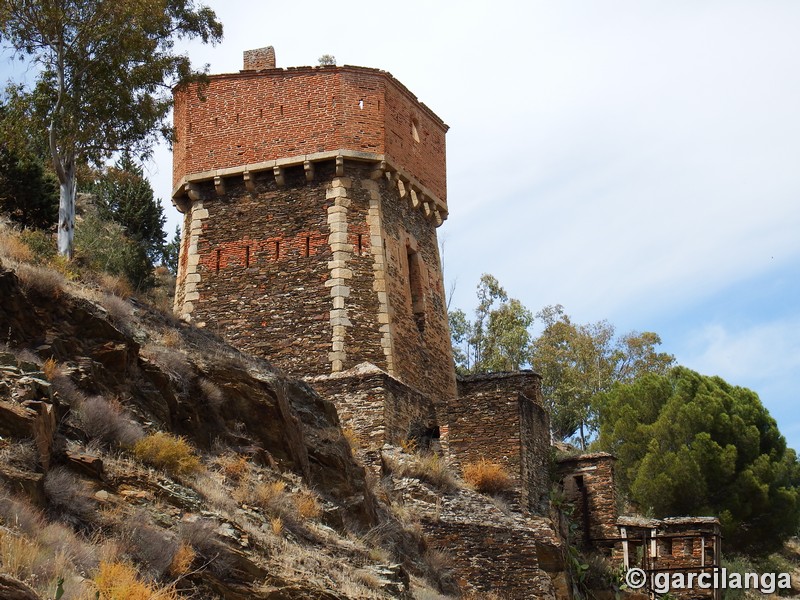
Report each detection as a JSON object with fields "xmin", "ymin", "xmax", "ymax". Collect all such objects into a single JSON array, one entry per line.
[{"xmin": 0, "ymin": 574, "xmax": 42, "ymax": 600}]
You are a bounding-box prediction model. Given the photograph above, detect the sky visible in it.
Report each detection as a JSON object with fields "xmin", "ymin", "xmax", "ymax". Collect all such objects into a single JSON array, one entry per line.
[{"xmin": 3, "ymin": 1, "xmax": 799, "ymax": 449}]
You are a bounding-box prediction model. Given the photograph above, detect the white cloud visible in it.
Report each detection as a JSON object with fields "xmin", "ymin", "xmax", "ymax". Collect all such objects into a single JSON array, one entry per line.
[{"xmin": 683, "ymin": 319, "xmax": 800, "ymax": 382}]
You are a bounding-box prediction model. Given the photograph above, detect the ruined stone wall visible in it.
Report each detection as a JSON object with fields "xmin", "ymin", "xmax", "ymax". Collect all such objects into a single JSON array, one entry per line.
[
  {"xmin": 308, "ymin": 364, "xmax": 438, "ymax": 466},
  {"xmin": 389, "ymin": 471, "xmax": 567, "ymax": 600},
  {"xmin": 557, "ymin": 453, "xmax": 618, "ymax": 546},
  {"xmin": 450, "ymin": 372, "xmax": 551, "ymax": 513},
  {"xmin": 519, "ymin": 394, "xmax": 552, "ymax": 514},
  {"xmin": 172, "ymin": 66, "xmax": 447, "ymax": 200},
  {"xmin": 616, "ymin": 517, "xmax": 721, "ymax": 600}
]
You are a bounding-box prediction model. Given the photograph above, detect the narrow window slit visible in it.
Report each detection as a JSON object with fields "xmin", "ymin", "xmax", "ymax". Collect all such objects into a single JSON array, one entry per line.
[
  {"xmin": 280, "ymin": 105, "xmax": 283, "ymax": 116},
  {"xmin": 407, "ymin": 248, "xmax": 426, "ymax": 332},
  {"xmin": 245, "ymin": 246, "xmax": 250, "ymax": 268},
  {"xmin": 215, "ymin": 249, "xmax": 221, "ymax": 274},
  {"xmin": 357, "ymin": 234, "xmax": 363, "ymax": 255},
  {"xmin": 304, "ymin": 236, "xmax": 310, "ymax": 257},
  {"xmin": 274, "ymin": 240, "xmax": 280, "ymax": 260}
]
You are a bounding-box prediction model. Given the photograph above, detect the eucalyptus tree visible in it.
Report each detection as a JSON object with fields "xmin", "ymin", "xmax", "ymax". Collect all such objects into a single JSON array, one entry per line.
[
  {"xmin": 0, "ymin": 0, "xmax": 223, "ymax": 257},
  {"xmin": 531, "ymin": 304, "xmax": 674, "ymax": 448}
]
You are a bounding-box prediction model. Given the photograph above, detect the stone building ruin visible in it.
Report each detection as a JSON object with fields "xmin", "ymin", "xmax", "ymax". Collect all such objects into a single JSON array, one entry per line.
[{"xmin": 171, "ymin": 47, "xmax": 720, "ymax": 598}]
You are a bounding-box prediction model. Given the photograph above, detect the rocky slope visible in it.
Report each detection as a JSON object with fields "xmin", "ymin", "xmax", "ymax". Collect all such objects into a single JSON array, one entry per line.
[{"xmin": 0, "ymin": 258, "xmax": 456, "ymax": 599}]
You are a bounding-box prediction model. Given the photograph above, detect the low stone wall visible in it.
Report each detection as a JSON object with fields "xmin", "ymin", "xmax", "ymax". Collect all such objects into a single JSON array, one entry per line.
[
  {"xmin": 391, "ymin": 471, "xmax": 568, "ymax": 599},
  {"xmin": 307, "ymin": 362, "xmax": 438, "ymax": 466},
  {"xmin": 450, "ymin": 371, "xmax": 551, "ymax": 514}
]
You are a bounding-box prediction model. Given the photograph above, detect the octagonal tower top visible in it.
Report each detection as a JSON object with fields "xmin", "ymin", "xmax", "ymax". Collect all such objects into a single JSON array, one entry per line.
[{"xmin": 172, "ymin": 47, "xmax": 449, "ymax": 218}]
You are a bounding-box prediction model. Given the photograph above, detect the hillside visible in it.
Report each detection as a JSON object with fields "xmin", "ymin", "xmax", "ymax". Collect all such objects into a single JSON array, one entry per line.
[{"xmin": 0, "ymin": 244, "xmax": 468, "ymax": 599}]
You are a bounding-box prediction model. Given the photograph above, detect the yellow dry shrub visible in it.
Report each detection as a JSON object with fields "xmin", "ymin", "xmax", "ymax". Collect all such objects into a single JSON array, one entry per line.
[
  {"xmin": 342, "ymin": 428, "xmax": 360, "ymax": 455},
  {"xmin": 253, "ymin": 480, "xmax": 286, "ymax": 509},
  {"xmin": 168, "ymin": 543, "xmax": 196, "ymax": 576},
  {"xmin": 294, "ymin": 490, "xmax": 322, "ymax": 520},
  {"xmin": 462, "ymin": 458, "xmax": 513, "ymax": 494},
  {"xmin": 400, "ymin": 438, "xmax": 418, "ymax": 454},
  {"xmin": 0, "ymin": 231, "xmax": 33, "ymax": 263},
  {"xmin": 0, "ymin": 528, "xmax": 39, "ymax": 580},
  {"xmin": 132, "ymin": 432, "xmax": 202, "ymax": 477},
  {"xmin": 270, "ymin": 516, "xmax": 284, "ymax": 536},
  {"xmin": 42, "ymin": 357, "xmax": 60, "ymax": 381},
  {"xmin": 216, "ymin": 453, "xmax": 249, "ymax": 482},
  {"xmin": 97, "ymin": 273, "xmax": 133, "ymax": 298},
  {"xmin": 93, "ymin": 560, "xmax": 179, "ymax": 600}
]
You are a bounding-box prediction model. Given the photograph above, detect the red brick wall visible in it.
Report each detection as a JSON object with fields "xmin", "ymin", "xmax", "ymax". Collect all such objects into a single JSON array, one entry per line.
[{"xmin": 172, "ymin": 67, "xmax": 448, "ymax": 200}]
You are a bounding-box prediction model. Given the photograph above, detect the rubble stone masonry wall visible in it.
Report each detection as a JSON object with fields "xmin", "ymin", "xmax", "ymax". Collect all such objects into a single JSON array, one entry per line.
[
  {"xmin": 450, "ymin": 372, "xmax": 551, "ymax": 513},
  {"xmin": 557, "ymin": 453, "xmax": 618, "ymax": 545},
  {"xmin": 308, "ymin": 365, "xmax": 439, "ymax": 466},
  {"xmin": 175, "ymin": 162, "xmax": 456, "ymax": 403}
]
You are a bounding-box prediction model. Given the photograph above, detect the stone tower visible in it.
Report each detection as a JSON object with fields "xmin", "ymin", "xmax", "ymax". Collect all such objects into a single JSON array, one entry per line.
[{"xmin": 172, "ymin": 47, "xmax": 457, "ymax": 404}]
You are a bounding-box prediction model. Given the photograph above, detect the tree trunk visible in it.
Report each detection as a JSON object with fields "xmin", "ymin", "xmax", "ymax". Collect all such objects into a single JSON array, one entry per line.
[{"xmin": 57, "ymin": 158, "xmax": 76, "ymax": 259}]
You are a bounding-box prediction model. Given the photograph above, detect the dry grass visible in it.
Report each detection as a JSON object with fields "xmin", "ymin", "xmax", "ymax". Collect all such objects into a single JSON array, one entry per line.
[
  {"xmin": 0, "ymin": 230, "xmax": 33, "ymax": 263},
  {"xmin": 77, "ymin": 396, "xmax": 143, "ymax": 448},
  {"xmin": 199, "ymin": 378, "xmax": 224, "ymax": 408},
  {"xmin": 342, "ymin": 428, "xmax": 361, "ymax": 455},
  {"xmin": 252, "ymin": 480, "xmax": 287, "ymax": 510},
  {"xmin": 0, "ymin": 493, "xmax": 44, "ymax": 536},
  {"xmin": 294, "ymin": 490, "xmax": 322, "ymax": 520},
  {"xmin": 270, "ymin": 517, "xmax": 284, "ymax": 536},
  {"xmin": 140, "ymin": 344, "xmax": 194, "ymax": 385},
  {"xmin": 14, "ymin": 262, "xmax": 66, "ymax": 298},
  {"xmin": 160, "ymin": 329, "xmax": 183, "ymax": 349},
  {"xmin": 97, "ymin": 273, "xmax": 133, "ymax": 298},
  {"xmin": 0, "ymin": 527, "xmax": 40, "ymax": 580},
  {"xmin": 191, "ymin": 472, "xmax": 237, "ymax": 513},
  {"xmin": 215, "ymin": 453, "xmax": 250, "ymax": 482},
  {"xmin": 400, "ymin": 438, "xmax": 419, "ymax": 454},
  {"xmin": 43, "ymin": 467, "xmax": 96, "ymax": 524},
  {"xmin": 118, "ymin": 512, "xmax": 179, "ymax": 578},
  {"xmin": 93, "ymin": 560, "xmax": 180, "ymax": 600},
  {"xmin": 49, "ymin": 372, "xmax": 87, "ymax": 407},
  {"xmin": 390, "ymin": 452, "xmax": 459, "ymax": 492},
  {"xmin": 462, "ymin": 459, "xmax": 513, "ymax": 495},
  {"xmin": 0, "ymin": 501, "xmax": 99, "ymax": 600},
  {"xmin": 97, "ymin": 292, "xmax": 134, "ymax": 324},
  {"xmin": 132, "ymin": 432, "xmax": 202, "ymax": 477},
  {"xmin": 0, "ymin": 439, "xmax": 39, "ymax": 471},
  {"xmin": 177, "ymin": 519, "xmax": 233, "ymax": 577}
]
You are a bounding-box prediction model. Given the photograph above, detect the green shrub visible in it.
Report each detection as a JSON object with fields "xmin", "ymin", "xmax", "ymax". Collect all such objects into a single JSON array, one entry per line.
[{"xmin": 74, "ymin": 212, "xmax": 154, "ymax": 290}]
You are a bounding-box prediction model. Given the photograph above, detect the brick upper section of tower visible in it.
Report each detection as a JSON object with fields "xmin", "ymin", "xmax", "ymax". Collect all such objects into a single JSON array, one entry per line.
[{"xmin": 172, "ymin": 52, "xmax": 449, "ymax": 203}]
